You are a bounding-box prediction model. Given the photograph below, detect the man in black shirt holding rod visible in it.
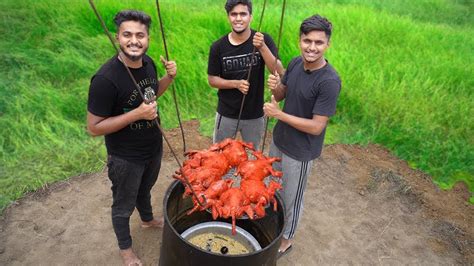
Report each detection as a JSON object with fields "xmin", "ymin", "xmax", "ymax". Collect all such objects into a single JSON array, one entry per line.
[
  {"xmin": 264, "ymin": 14, "xmax": 341, "ymax": 258},
  {"xmin": 208, "ymin": 0, "xmax": 284, "ymax": 149},
  {"xmin": 87, "ymin": 10, "xmax": 177, "ymax": 266}
]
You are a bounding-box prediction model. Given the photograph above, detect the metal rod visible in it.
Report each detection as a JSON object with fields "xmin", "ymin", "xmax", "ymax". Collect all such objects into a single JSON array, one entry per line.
[
  {"xmin": 88, "ymin": 0, "xmax": 206, "ymax": 207},
  {"xmin": 232, "ymin": 0, "xmax": 267, "ymax": 139},
  {"xmin": 261, "ymin": 0, "xmax": 286, "ymax": 153},
  {"xmin": 155, "ymin": 0, "xmax": 187, "ymax": 153}
]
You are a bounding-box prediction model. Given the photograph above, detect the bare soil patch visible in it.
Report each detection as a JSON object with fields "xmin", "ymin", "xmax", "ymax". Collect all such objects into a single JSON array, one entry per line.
[{"xmin": 0, "ymin": 120, "xmax": 472, "ymax": 265}]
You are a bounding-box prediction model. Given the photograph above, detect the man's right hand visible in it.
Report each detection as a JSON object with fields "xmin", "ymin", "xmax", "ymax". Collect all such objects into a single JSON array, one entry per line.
[
  {"xmin": 267, "ymin": 72, "xmax": 280, "ymax": 92},
  {"xmin": 135, "ymin": 97, "xmax": 158, "ymax": 121},
  {"xmin": 236, "ymin": 80, "xmax": 250, "ymax": 95}
]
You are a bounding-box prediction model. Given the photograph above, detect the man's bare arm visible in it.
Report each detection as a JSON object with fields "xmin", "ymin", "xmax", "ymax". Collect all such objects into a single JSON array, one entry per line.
[
  {"xmin": 263, "ymin": 95, "xmax": 329, "ymax": 135},
  {"xmin": 253, "ymin": 32, "xmax": 285, "ymax": 75},
  {"xmin": 208, "ymin": 75, "xmax": 250, "ymax": 95},
  {"xmin": 87, "ymin": 100, "xmax": 158, "ymax": 136}
]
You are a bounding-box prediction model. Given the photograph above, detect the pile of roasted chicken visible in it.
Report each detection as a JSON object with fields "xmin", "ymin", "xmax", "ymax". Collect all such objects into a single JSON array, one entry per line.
[{"xmin": 173, "ymin": 138, "xmax": 283, "ymax": 234}]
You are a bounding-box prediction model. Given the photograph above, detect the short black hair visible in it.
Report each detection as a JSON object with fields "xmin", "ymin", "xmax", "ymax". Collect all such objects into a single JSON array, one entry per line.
[
  {"xmin": 300, "ymin": 14, "xmax": 332, "ymax": 40},
  {"xmin": 225, "ymin": 0, "xmax": 253, "ymax": 15},
  {"xmin": 113, "ymin": 10, "xmax": 152, "ymax": 32}
]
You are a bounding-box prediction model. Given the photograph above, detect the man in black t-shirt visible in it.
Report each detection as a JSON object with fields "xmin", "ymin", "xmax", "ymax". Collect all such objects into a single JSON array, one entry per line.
[
  {"xmin": 87, "ymin": 10, "xmax": 177, "ymax": 266},
  {"xmin": 264, "ymin": 15, "xmax": 341, "ymax": 258},
  {"xmin": 208, "ymin": 0, "xmax": 284, "ymax": 149}
]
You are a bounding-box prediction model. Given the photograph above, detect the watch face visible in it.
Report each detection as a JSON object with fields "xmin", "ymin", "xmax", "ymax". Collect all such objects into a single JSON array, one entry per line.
[{"xmin": 144, "ymin": 87, "xmax": 155, "ymax": 102}]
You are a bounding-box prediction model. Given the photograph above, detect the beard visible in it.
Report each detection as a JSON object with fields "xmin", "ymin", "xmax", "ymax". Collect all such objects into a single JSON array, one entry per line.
[
  {"xmin": 302, "ymin": 51, "xmax": 320, "ymax": 64},
  {"xmin": 119, "ymin": 44, "xmax": 148, "ymax": 62},
  {"xmin": 233, "ymin": 28, "xmax": 246, "ymax": 34},
  {"xmin": 303, "ymin": 56, "xmax": 317, "ymax": 64},
  {"xmin": 232, "ymin": 24, "xmax": 248, "ymax": 34}
]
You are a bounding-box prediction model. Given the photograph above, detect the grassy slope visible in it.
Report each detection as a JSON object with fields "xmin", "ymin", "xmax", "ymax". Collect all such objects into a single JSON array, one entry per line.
[{"xmin": 0, "ymin": 0, "xmax": 472, "ymax": 210}]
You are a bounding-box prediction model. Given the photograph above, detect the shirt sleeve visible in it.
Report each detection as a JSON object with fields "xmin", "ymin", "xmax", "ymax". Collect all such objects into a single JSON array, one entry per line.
[
  {"xmin": 87, "ymin": 75, "xmax": 117, "ymax": 117},
  {"xmin": 263, "ymin": 33, "xmax": 279, "ymax": 58},
  {"xmin": 145, "ymin": 56, "xmax": 160, "ymax": 94},
  {"xmin": 313, "ymin": 79, "xmax": 341, "ymax": 117},
  {"xmin": 207, "ymin": 42, "xmax": 221, "ymax": 76},
  {"xmin": 148, "ymin": 56, "xmax": 158, "ymax": 74},
  {"xmin": 281, "ymin": 57, "xmax": 298, "ymax": 86}
]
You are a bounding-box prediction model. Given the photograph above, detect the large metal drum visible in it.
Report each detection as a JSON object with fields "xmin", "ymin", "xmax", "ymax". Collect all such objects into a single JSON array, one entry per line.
[{"xmin": 159, "ymin": 180, "xmax": 285, "ymax": 266}]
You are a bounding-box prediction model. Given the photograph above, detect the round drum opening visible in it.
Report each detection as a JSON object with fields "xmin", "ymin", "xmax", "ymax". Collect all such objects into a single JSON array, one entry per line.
[{"xmin": 181, "ymin": 221, "xmax": 261, "ymax": 255}]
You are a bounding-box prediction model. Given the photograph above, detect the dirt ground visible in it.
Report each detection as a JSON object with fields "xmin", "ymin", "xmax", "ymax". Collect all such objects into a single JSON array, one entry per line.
[{"xmin": 0, "ymin": 120, "xmax": 472, "ymax": 265}]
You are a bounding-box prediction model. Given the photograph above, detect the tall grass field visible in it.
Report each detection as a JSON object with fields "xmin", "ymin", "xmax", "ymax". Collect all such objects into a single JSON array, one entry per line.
[{"xmin": 0, "ymin": 0, "xmax": 473, "ymax": 211}]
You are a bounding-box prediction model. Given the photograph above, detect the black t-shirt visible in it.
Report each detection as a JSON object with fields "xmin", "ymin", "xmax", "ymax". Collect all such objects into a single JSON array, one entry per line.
[
  {"xmin": 88, "ymin": 55, "xmax": 162, "ymax": 162},
  {"xmin": 273, "ymin": 57, "xmax": 341, "ymax": 161},
  {"xmin": 208, "ymin": 30, "xmax": 278, "ymax": 119}
]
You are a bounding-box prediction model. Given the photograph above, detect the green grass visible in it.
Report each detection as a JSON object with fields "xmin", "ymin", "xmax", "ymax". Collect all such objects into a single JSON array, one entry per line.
[{"xmin": 0, "ymin": 0, "xmax": 473, "ymax": 211}]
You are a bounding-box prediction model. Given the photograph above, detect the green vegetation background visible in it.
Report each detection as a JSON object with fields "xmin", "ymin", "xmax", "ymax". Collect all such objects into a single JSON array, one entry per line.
[{"xmin": 0, "ymin": 0, "xmax": 473, "ymax": 211}]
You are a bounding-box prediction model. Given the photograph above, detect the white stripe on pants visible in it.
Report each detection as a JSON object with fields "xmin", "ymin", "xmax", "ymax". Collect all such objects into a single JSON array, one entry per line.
[{"xmin": 269, "ymin": 140, "xmax": 313, "ymax": 239}]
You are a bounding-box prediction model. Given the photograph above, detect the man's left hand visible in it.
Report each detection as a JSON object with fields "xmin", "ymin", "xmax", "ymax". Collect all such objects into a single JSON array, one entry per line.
[
  {"xmin": 160, "ymin": 55, "xmax": 177, "ymax": 79},
  {"xmin": 263, "ymin": 95, "xmax": 281, "ymax": 118}
]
